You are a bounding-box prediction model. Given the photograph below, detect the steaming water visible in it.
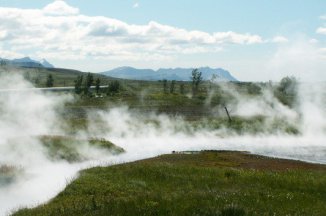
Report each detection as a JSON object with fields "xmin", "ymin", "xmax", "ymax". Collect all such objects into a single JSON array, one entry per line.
[{"xmin": 0, "ymin": 75, "xmax": 325, "ymax": 215}]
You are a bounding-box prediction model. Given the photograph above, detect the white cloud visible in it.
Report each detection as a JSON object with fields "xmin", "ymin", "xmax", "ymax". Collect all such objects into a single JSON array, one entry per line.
[
  {"xmin": 316, "ymin": 27, "xmax": 326, "ymax": 35},
  {"xmin": 133, "ymin": 3, "xmax": 139, "ymax": 8},
  {"xmin": 43, "ymin": 0, "xmax": 79, "ymax": 16},
  {"xmin": 316, "ymin": 15, "xmax": 326, "ymax": 35},
  {"xmin": 0, "ymin": 1, "xmax": 264, "ymax": 62},
  {"xmin": 213, "ymin": 31, "xmax": 263, "ymax": 44},
  {"xmin": 272, "ymin": 36, "xmax": 288, "ymax": 43},
  {"xmin": 309, "ymin": 38, "xmax": 319, "ymax": 44}
]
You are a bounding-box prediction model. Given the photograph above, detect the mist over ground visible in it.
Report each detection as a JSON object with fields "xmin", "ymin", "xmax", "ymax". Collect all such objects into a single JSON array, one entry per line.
[{"xmin": 0, "ymin": 74, "xmax": 325, "ymax": 215}]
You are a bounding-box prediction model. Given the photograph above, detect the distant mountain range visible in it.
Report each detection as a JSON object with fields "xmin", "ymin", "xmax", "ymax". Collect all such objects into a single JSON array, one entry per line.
[
  {"xmin": 101, "ymin": 66, "xmax": 238, "ymax": 81},
  {"xmin": 0, "ymin": 57, "xmax": 54, "ymax": 68},
  {"xmin": 0, "ymin": 57, "xmax": 237, "ymax": 82}
]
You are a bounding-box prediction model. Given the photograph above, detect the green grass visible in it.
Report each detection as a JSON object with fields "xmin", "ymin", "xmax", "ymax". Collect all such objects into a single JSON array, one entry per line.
[
  {"xmin": 14, "ymin": 151, "xmax": 326, "ymax": 216},
  {"xmin": 39, "ymin": 135, "xmax": 125, "ymax": 162}
]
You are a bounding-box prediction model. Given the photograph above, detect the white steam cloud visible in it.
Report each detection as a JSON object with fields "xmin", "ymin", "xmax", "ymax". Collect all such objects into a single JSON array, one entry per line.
[{"xmin": 0, "ymin": 74, "xmax": 325, "ymax": 215}]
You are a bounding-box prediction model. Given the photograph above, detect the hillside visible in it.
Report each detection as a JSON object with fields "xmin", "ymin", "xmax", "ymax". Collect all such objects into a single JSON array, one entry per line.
[
  {"xmin": 101, "ymin": 66, "xmax": 238, "ymax": 81},
  {"xmin": 0, "ymin": 65, "xmax": 113, "ymax": 87}
]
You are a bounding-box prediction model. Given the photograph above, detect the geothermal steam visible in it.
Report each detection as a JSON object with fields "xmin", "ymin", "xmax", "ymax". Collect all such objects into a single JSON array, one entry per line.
[{"xmin": 0, "ymin": 73, "xmax": 325, "ymax": 215}]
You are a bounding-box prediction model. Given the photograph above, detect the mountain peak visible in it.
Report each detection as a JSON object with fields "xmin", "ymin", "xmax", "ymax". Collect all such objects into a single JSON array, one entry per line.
[
  {"xmin": 13, "ymin": 57, "xmax": 34, "ymax": 62},
  {"xmin": 1, "ymin": 57, "xmax": 55, "ymax": 68},
  {"xmin": 41, "ymin": 59, "xmax": 54, "ymax": 68}
]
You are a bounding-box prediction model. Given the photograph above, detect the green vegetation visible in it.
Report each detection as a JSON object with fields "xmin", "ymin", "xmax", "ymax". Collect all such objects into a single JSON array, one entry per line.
[
  {"xmin": 74, "ymin": 75, "xmax": 84, "ymax": 94},
  {"xmin": 62, "ymin": 77, "xmax": 301, "ymax": 135},
  {"xmin": 14, "ymin": 151, "xmax": 326, "ymax": 216},
  {"xmin": 39, "ymin": 135, "xmax": 125, "ymax": 162},
  {"xmin": 107, "ymin": 80, "xmax": 121, "ymax": 95},
  {"xmin": 274, "ymin": 76, "xmax": 298, "ymax": 107},
  {"xmin": 191, "ymin": 68, "xmax": 203, "ymax": 95},
  {"xmin": 95, "ymin": 78, "xmax": 101, "ymax": 94},
  {"xmin": 46, "ymin": 74, "xmax": 54, "ymax": 87},
  {"xmin": 170, "ymin": 80, "xmax": 176, "ymax": 93}
]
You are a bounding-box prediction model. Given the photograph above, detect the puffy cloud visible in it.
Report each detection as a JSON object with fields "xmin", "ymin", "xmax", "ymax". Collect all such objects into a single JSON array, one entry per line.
[
  {"xmin": 316, "ymin": 15, "xmax": 326, "ymax": 35},
  {"xmin": 272, "ymin": 36, "xmax": 288, "ymax": 43},
  {"xmin": 0, "ymin": 1, "xmax": 263, "ymax": 61},
  {"xmin": 43, "ymin": 0, "xmax": 79, "ymax": 16},
  {"xmin": 214, "ymin": 32, "xmax": 263, "ymax": 44},
  {"xmin": 316, "ymin": 27, "xmax": 326, "ymax": 35}
]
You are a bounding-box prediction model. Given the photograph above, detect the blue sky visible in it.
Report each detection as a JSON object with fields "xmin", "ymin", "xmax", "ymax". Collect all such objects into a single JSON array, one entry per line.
[
  {"xmin": 1, "ymin": 0, "xmax": 325, "ymax": 35},
  {"xmin": 0, "ymin": 0, "xmax": 325, "ymax": 81}
]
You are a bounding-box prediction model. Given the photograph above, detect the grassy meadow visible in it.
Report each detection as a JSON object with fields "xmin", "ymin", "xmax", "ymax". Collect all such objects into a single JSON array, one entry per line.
[{"xmin": 14, "ymin": 151, "xmax": 326, "ymax": 216}]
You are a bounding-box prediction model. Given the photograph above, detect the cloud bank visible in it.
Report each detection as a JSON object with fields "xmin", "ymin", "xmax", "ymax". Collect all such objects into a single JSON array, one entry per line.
[{"xmin": 0, "ymin": 1, "xmax": 263, "ymax": 61}]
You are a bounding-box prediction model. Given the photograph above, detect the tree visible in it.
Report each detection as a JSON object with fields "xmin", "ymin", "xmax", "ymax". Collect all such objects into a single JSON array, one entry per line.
[
  {"xmin": 162, "ymin": 79, "xmax": 168, "ymax": 93},
  {"xmin": 276, "ymin": 76, "xmax": 298, "ymax": 107},
  {"xmin": 278, "ymin": 76, "xmax": 297, "ymax": 95},
  {"xmin": 170, "ymin": 80, "xmax": 176, "ymax": 94},
  {"xmin": 84, "ymin": 73, "xmax": 94, "ymax": 95},
  {"xmin": 180, "ymin": 83, "xmax": 185, "ymax": 94},
  {"xmin": 46, "ymin": 74, "xmax": 54, "ymax": 87},
  {"xmin": 95, "ymin": 78, "xmax": 101, "ymax": 94},
  {"xmin": 191, "ymin": 69, "xmax": 202, "ymax": 95},
  {"xmin": 74, "ymin": 75, "xmax": 83, "ymax": 94},
  {"xmin": 107, "ymin": 80, "xmax": 120, "ymax": 95},
  {"xmin": 86, "ymin": 73, "xmax": 94, "ymax": 89}
]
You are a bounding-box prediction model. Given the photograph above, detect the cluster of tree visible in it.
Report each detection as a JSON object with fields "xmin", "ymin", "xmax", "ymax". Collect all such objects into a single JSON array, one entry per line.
[
  {"xmin": 275, "ymin": 76, "xmax": 298, "ymax": 107},
  {"xmin": 161, "ymin": 69, "xmax": 203, "ymax": 95},
  {"xmin": 74, "ymin": 73, "xmax": 121, "ymax": 96},
  {"xmin": 162, "ymin": 79, "xmax": 178, "ymax": 94},
  {"xmin": 46, "ymin": 74, "xmax": 54, "ymax": 87},
  {"xmin": 74, "ymin": 75, "xmax": 84, "ymax": 94},
  {"xmin": 74, "ymin": 73, "xmax": 96, "ymax": 95},
  {"xmin": 107, "ymin": 80, "xmax": 121, "ymax": 95}
]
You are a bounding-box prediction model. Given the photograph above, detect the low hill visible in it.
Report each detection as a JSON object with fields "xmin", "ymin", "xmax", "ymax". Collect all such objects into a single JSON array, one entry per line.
[
  {"xmin": 0, "ymin": 65, "xmax": 113, "ymax": 87},
  {"xmin": 101, "ymin": 66, "xmax": 238, "ymax": 81}
]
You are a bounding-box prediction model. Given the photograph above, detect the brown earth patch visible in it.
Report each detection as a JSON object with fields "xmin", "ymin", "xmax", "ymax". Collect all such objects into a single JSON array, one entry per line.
[{"xmin": 140, "ymin": 150, "xmax": 326, "ymax": 171}]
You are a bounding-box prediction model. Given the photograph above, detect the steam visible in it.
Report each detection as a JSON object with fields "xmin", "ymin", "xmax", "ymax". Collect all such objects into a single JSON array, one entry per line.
[
  {"xmin": 0, "ymin": 73, "xmax": 325, "ymax": 215},
  {"xmin": 0, "ymin": 74, "xmax": 119, "ymax": 215}
]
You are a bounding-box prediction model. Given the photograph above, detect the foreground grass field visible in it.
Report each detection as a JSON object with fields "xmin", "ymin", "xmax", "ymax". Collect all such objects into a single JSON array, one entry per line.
[{"xmin": 14, "ymin": 151, "xmax": 326, "ymax": 216}]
